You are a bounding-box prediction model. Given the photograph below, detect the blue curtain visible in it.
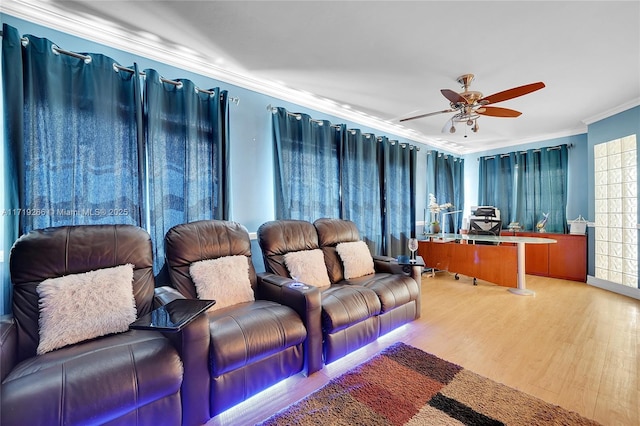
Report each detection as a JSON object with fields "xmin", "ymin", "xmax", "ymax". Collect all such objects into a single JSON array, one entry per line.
[
  {"xmin": 515, "ymin": 146, "xmax": 569, "ymax": 232},
  {"xmin": 272, "ymin": 108, "xmax": 417, "ymax": 256},
  {"xmin": 340, "ymin": 129, "xmax": 383, "ymax": 253},
  {"xmin": 426, "ymin": 150, "xmax": 465, "ymax": 233},
  {"xmin": 478, "ymin": 153, "xmax": 515, "ymax": 225},
  {"xmin": 381, "ymin": 138, "xmax": 416, "ymax": 256},
  {"xmin": 145, "ymin": 69, "xmax": 229, "ymax": 275},
  {"xmin": 435, "ymin": 154, "xmax": 455, "ymax": 232},
  {"xmin": 4, "ymin": 26, "xmax": 142, "ymax": 234},
  {"xmin": 272, "ymin": 107, "xmax": 340, "ymax": 220},
  {"xmin": 451, "ymin": 156, "xmax": 465, "ymax": 232},
  {"xmin": 514, "ymin": 151, "xmax": 534, "ymax": 229},
  {"xmin": 2, "ymin": 24, "xmax": 23, "ymax": 313}
]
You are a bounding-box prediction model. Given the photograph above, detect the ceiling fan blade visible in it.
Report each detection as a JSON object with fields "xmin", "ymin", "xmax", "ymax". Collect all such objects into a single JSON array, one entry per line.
[
  {"xmin": 477, "ymin": 106, "xmax": 522, "ymax": 117},
  {"xmin": 479, "ymin": 82, "xmax": 545, "ymax": 105},
  {"xmin": 441, "ymin": 89, "xmax": 466, "ymax": 104},
  {"xmin": 399, "ymin": 109, "xmax": 453, "ymax": 122}
]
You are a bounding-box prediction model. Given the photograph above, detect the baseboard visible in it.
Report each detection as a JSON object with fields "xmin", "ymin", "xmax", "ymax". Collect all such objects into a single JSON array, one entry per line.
[{"xmin": 587, "ymin": 275, "xmax": 640, "ymax": 300}]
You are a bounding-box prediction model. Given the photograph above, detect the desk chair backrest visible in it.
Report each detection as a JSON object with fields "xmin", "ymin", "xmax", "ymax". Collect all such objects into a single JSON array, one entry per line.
[{"xmin": 469, "ymin": 218, "xmax": 502, "ymax": 245}]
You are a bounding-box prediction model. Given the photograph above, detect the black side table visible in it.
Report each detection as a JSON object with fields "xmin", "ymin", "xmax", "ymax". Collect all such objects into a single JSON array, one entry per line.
[
  {"xmin": 130, "ymin": 299, "xmax": 215, "ymax": 333},
  {"xmin": 393, "ymin": 255, "xmax": 425, "ymax": 274}
]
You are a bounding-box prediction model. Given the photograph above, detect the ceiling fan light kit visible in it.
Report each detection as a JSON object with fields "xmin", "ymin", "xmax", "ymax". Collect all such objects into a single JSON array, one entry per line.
[{"xmin": 400, "ymin": 73, "xmax": 545, "ymax": 136}]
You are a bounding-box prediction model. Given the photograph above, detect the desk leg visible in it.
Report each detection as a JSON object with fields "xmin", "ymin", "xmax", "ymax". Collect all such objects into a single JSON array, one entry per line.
[{"xmin": 509, "ymin": 242, "xmax": 536, "ymax": 296}]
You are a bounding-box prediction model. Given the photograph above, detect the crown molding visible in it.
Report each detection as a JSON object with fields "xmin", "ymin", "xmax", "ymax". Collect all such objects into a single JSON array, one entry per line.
[
  {"xmin": 460, "ymin": 126, "xmax": 588, "ymax": 155},
  {"xmin": 582, "ymin": 98, "xmax": 640, "ymax": 125}
]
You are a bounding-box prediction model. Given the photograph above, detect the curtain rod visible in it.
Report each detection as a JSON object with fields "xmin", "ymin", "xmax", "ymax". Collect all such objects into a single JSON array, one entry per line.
[
  {"xmin": 480, "ymin": 143, "xmax": 573, "ymax": 160},
  {"xmin": 266, "ymin": 106, "xmax": 340, "ymax": 128},
  {"xmin": 113, "ymin": 64, "xmax": 239, "ymax": 104},
  {"xmin": 519, "ymin": 143, "xmax": 573, "ymax": 154},
  {"xmin": 426, "ymin": 150, "xmax": 462, "ymax": 160},
  {"xmin": 267, "ymin": 105, "xmax": 420, "ymax": 150},
  {"xmin": 2, "ymin": 31, "xmax": 93, "ymax": 63},
  {"xmin": 53, "ymin": 44, "xmax": 92, "ymax": 63}
]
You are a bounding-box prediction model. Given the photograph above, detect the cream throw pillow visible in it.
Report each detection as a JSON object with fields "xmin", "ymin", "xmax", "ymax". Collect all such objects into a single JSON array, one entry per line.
[
  {"xmin": 284, "ymin": 249, "xmax": 331, "ymax": 288},
  {"xmin": 336, "ymin": 241, "xmax": 375, "ymax": 279},
  {"xmin": 36, "ymin": 263, "xmax": 136, "ymax": 355},
  {"xmin": 189, "ymin": 255, "xmax": 255, "ymax": 311}
]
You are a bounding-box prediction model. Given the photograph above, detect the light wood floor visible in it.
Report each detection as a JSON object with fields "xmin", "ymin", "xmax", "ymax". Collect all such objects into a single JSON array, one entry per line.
[{"xmin": 207, "ymin": 273, "xmax": 639, "ymax": 426}]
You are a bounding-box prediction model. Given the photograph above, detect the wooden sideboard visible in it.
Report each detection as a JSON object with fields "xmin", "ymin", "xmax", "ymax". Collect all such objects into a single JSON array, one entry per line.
[{"xmin": 501, "ymin": 232, "xmax": 586, "ymax": 282}]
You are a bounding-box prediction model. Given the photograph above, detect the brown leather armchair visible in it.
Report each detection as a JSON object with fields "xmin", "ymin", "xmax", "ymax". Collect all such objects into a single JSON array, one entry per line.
[
  {"xmin": 257, "ymin": 219, "xmax": 421, "ymax": 366},
  {"xmin": 0, "ymin": 225, "xmax": 208, "ymax": 426},
  {"xmin": 162, "ymin": 219, "xmax": 319, "ymax": 418}
]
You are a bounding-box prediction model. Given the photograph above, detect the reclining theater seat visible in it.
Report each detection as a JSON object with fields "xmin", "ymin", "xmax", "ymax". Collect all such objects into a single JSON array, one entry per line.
[
  {"xmin": 257, "ymin": 219, "xmax": 383, "ymax": 365},
  {"xmin": 163, "ymin": 219, "xmax": 312, "ymax": 418},
  {"xmin": 1, "ymin": 225, "xmax": 187, "ymax": 426},
  {"xmin": 313, "ymin": 218, "xmax": 421, "ymax": 335}
]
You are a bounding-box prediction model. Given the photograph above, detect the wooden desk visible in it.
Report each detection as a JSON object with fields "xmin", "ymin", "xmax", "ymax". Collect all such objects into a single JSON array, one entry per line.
[{"xmin": 418, "ymin": 234, "xmax": 556, "ymax": 295}]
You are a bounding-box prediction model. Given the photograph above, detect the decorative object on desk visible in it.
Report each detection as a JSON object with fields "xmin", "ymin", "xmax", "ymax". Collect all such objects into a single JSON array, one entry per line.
[
  {"xmin": 428, "ymin": 193, "xmax": 452, "ymax": 234},
  {"xmin": 536, "ymin": 212, "xmax": 549, "ymax": 233},
  {"xmin": 259, "ymin": 342, "xmax": 601, "ymax": 426},
  {"xmin": 429, "ymin": 222, "xmax": 441, "ymax": 234},
  {"xmin": 407, "ymin": 237, "xmax": 418, "ymax": 262},
  {"xmin": 507, "ymin": 221, "xmax": 522, "ymax": 233},
  {"xmin": 569, "ymin": 215, "xmax": 588, "ymax": 235}
]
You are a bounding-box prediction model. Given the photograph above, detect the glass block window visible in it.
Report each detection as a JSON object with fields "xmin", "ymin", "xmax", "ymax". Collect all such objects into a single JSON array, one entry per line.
[{"xmin": 594, "ymin": 135, "xmax": 638, "ymax": 288}]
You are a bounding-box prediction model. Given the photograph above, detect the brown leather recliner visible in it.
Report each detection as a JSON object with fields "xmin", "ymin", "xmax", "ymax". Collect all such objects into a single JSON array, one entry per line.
[
  {"xmin": 258, "ymin": 219, "xmax": 421, "ymax": 366},
  {"xmin": 313, "ymin": 218, "xmax": 421, "ymax": 333},
  {"xmin": 162, "ymin": 219, "xmax": 320, "ymax": 418},
  {"xmin": 0, "ymin": 225, "xmax": 209, "ymax": 426}
]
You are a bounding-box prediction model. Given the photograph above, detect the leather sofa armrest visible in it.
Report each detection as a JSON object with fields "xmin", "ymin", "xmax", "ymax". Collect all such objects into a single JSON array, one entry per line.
[
  {"xmin": 372, "ymin": 256, "xmax": 422, "ymax": 319},
  {"xmin": 257, "ymin": 272, "xmax": 323, "ymax": 375},
  {"xmin": 154, "ymin": 285, "xmax": 187, "ymax": 308},
  {"xmin": 153, "ymin": 286, "xmax": 210, "ymax": 425},
  {"xmin": 163, "ymin": 309, "xmax": 211, "ymax": 426},
  {"xmin": 1, "ymin": 315, "xmax": 17, "ymax": 382}
]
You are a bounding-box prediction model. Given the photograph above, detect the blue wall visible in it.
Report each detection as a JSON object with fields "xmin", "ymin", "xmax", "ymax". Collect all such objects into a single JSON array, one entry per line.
[{"xmin": 1, "ymin": 14, "xmax": 638, "ymax": 312}]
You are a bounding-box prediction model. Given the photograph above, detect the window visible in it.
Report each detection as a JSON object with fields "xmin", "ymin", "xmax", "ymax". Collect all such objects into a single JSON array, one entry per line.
[{"xmin": 594, "ymin": 135, "xmax": 637, "ymax": 288}]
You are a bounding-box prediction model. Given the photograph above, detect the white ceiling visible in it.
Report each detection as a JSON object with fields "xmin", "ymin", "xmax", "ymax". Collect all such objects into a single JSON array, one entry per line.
[{"xmin": 3, "ymin": 1, "xmax": 640, "ymax": 154}]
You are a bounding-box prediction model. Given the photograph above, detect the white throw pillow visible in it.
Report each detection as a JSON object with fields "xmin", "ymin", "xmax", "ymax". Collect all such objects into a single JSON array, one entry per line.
[
  {"xmin": 284, "ymin": 249, "xmax": 331, "ymax": 288},
  {"xmin": 36, "ymin": 263, "xmax": 137, "ymax": 355},
  {"xmin": 189, "ymin": 255, "xmax": 255, "ymax": 311},
  {"xmin": 336, "ymin": 241, "xmax": 375, "ymax": 279}
]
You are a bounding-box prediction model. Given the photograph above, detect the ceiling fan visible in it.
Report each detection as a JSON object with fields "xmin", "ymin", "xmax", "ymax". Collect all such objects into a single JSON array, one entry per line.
[{"xmin": 400, "ymin": 74, "xmax": 545, "ymax": 134}]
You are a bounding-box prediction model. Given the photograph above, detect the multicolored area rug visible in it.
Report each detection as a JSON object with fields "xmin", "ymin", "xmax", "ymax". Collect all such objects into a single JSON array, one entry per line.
[{"xmin": 258, "ymin": 342, "xmax": 601, "ymax": 425}]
